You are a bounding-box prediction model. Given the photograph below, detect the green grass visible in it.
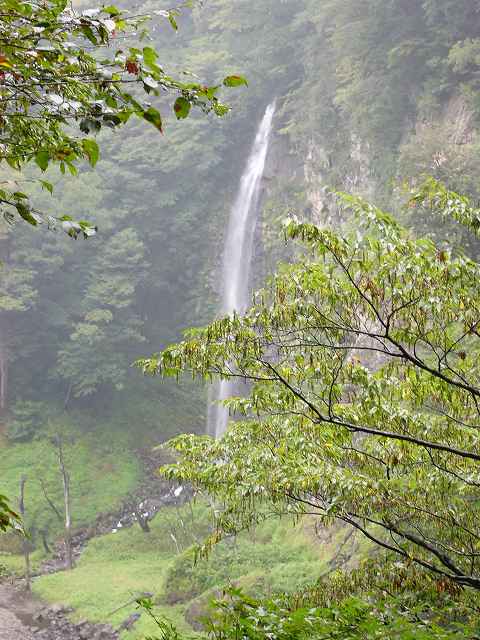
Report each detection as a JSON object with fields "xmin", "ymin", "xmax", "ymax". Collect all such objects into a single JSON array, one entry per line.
[
  {"xmin": 33, "ymin": 508, "xmax": 199, "ymax": 639},
  {"xmin": 0, "ymin": 378, "xmax": 206, "ymax": 556},
  {"xmin": 31, "ymin": 502, "xmax": 364, "ymax": 638},
  {"xmin": 163, "ymin": 515, "xmax": 371, "ymax": 606},
  {"xmin": 0, "ymin": 547, "xmax": 46, "ymax": 575},
  {"xmin": 0, "ymin": 422, "xmax": 141, "ymax": 551},
  {"xmin": 0, "ymin": 408, "xmax": 371, "ymax": 637}
]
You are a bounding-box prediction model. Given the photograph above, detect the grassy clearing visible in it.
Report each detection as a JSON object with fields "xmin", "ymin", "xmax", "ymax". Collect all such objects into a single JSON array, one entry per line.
[
  {"xmin": 32, "ymin": 502, "xmax": 361, "ymax": 637},
  {"xmin": 34, "ymin": 548, "xmax": 183, "ymax": 639},
  {"xmin": 164, "ymin": 517, "xmax": 333, "ymax": 606},
  {"xmin": 0, "ymin": 405, "xmax": 369, "ymax": 637},
  {"xmin": 0, "ymin": 380, "xmax": 203, "ymax": 556}
]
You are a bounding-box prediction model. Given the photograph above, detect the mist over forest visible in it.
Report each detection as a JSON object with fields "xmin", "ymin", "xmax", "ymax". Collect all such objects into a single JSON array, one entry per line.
[{"xmin": 1, "ymin": 1, "xmax": 480, "ymax": 638}]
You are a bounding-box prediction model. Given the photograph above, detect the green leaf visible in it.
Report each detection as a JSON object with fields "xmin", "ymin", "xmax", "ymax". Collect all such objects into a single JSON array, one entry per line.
[
  {"xmin": 82, "ymin": 139, "xmax": 100, "ymax": 167},
  {"xmin": 79, "ymin": 221, "xmax": 98, "ymax": 238},
  {"xmin": 40, "ymin": 180, "xmax": 53, "ymax": 195},
  {"xmin": 223, "ymin": 75, "xmax": 248, "ymax": 88},
  {"xmin": 168, "ymin": 13, "xmax": 178, "ymax": 31},
  {"xmin": 6, "ymin": 157, "xmax": 20, "ymax": 170},
  {"xmin": 143, "ymin": 47, "xmax": 159, "ymax": 70},
  {"xmin": 142, "ymin": 107, "xmax": 163, "ymax": 132},
  {"xmin": 103, "ymin": 5, "xmax": 120, "ymax": 16},
  {"xmin": 80, "ymin": 25, "xmax": 98, "ymax": 45},
  {"xmin": 35, "ymin": 150, "xmax": 49, "ymax": 171},
  {"xmin": 16, "ymin": 202, "xmax": 38, "ymax": 226},
  {"xmin": 105, "ymin": 95, "xmax": 118, "ymax": 109},
  {"xmin": 173, "ymin": 97, "xmax": 191, "ymax": 120},
  {"xmin": 200, "ymin": 85, "xmax": 220, "ymax": 100},
  {"xmin": 66, "ymin": 161, "xmax": 77, "ymax": 176}
]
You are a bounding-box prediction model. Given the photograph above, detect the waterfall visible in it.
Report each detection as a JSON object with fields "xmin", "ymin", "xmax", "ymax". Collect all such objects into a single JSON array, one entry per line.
[{"xmin": 208, "ymin": 101, "xmax": 276, "ymax": 438}]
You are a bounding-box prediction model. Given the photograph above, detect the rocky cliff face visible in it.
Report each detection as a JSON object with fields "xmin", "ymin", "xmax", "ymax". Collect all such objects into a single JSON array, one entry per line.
[
  {"xmin": 300, "ymin": 93, "xmax": 478, "ymax": 227},
  {"xmin": 260, "ymin": 111, "xmax": 376, "ymax": 235},
  {"xmin": 253, "ymin": 90, "xmax": 480, "ymax": 292},
  {"xmin": 399, "ymin": 95, "xmax": 479, "ymax": 193},
  {"xmin": 302, "ymin": 133, "xmax": 375, "ymax": 225}
]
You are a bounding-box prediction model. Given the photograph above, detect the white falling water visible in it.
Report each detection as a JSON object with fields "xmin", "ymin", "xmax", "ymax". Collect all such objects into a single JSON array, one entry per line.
[{"xmin": 208, "ymin": 101, "xmax": 276, "ymax": 438}]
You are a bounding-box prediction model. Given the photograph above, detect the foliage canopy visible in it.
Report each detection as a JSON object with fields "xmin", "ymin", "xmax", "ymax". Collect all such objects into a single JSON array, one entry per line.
[{"xmin": 140, "ymin": 180, "xmax": 480, "ymax": 590}]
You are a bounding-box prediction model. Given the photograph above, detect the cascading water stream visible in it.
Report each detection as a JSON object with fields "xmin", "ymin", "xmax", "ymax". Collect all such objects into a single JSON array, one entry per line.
[{"xmin": 207, "ymin": 101, "xmax": 276, "ymax": 438}]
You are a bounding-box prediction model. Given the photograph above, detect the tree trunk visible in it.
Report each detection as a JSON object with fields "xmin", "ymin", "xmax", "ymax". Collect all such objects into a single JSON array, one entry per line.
[
  {"xmin": 19, "ymin": 476, "xmax": 31, "ymax": 591},
  {"xmin": 40, "ymin": 477, "xmax": 63, "ymax": 523},
  {"xmin": 63, "ymin": 381, "xmax": 72, "ymax": 411},
  {"xmin": 57, "ymin": 438, "xmax": 74, "ymax": 570},
  {"xmin": 40, "ymin": 529, "xmax": 51, "ymax": 554},
  {"xmin": 63, "ymin": 471, "xmax": 73, "ymax": 570},
  {"xmin": 0, "ymin": 228, "xmax": 10, "ymax": 415},
  {"xmin": 134, "ymin": 507, "xmax": 151, "ymax": 533}
]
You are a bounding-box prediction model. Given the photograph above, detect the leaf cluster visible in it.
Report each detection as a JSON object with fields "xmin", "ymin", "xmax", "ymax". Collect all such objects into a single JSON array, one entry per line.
[{"xmin": 0, "ymin": 0, "xmax": 242, "ymax": 234}]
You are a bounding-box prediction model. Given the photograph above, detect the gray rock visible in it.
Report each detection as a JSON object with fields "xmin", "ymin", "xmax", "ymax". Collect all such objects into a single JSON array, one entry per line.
[{"xmin": 47, "ymin": 604, "xmax": 65, "ymax": 615}]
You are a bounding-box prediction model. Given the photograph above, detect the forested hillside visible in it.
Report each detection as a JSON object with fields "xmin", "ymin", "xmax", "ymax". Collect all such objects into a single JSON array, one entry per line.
[
  {"xmin": 2, "ymin": 1, "xmax": 480, "ymax": 638},
  {"xmin": 3, "ymin": 0, "xmax": 480, "ymax": 433}
]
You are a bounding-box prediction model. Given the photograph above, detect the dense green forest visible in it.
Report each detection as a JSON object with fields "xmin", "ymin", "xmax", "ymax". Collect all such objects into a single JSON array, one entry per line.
[{"xmin": 1, "ymin": 0, "xmax": 480, "ymax": 638}]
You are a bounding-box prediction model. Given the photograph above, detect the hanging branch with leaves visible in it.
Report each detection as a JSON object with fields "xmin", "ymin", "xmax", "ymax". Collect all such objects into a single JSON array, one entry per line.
[{"xmin": 0, "ymin": 0, "xmax": 246, "ymax": 237}]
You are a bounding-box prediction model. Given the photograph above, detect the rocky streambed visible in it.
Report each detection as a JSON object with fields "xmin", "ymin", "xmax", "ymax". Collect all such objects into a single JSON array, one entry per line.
[
  {"xmin": 0, "ymin": 583, "xmax": 120, "ymax": 640},
  {"xmin": 0, "ymin": 582, "xmax": 37, "ymax": 640}
]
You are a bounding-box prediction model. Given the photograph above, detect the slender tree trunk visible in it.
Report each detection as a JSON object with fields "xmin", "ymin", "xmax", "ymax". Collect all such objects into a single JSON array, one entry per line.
[
  {"xmin": 62, "ymin": 469, "xmax": 73, "ymax": 570},
  {"xmin": 56, "ymin": 438, "xmax": 74, "ymax": 570},
  {"xmin": 63, "ymin": 381, "xmax": 72, "ymax": 411},
  {"xmin": 0, "ymin": 327, "xmax": 8, "ymax": 414},
  {"xmin": 19, "ymin": 476, "xmax": 31, "ymax": 590},
  {"xmin": 40, "ymin": 477, "xmax": 63, "ymax": 524},
  {"xmin": 40, "ymin": 529, "xmax": 51, "ymax": 554}
]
